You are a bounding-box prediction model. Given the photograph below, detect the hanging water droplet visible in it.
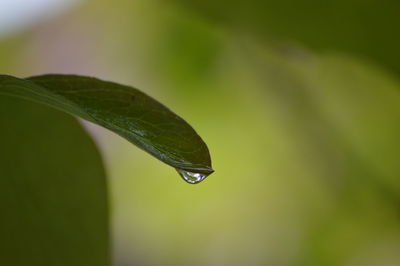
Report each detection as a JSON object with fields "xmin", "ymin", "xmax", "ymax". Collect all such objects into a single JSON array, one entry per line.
[{"xmin": 176, "ymin": 169, "xmax": 210, "ymax": 184}]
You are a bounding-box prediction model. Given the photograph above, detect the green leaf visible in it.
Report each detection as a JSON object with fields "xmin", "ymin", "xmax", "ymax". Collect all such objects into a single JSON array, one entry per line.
[
  {"xmin": 175, "ymin": 0, "xmax": 400, "ymax": 75},
  {"xmin": 0, "ymin": 96, "xmax": 109, "ymax": 266},
  {"xmin": 0, "ymin": 74, "xmax": 213, "ymax": 176}
]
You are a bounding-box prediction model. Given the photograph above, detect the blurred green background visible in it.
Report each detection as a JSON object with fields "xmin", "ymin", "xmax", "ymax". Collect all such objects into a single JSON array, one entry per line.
[{"xmin": 1, "ymin": 0, "xmax": 400, "ymax": 265}]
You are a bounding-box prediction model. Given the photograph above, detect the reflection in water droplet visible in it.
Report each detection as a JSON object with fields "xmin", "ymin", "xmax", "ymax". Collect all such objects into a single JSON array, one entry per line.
[{"xmin": 176, "ymin": 169, "xmax": 209, "ymax": 184}]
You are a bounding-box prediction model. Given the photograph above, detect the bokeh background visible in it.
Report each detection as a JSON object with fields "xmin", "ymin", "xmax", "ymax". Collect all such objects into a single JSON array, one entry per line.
[{"xmin": 1, "ymin": 0, "xmax": 400, "ymax": 265}]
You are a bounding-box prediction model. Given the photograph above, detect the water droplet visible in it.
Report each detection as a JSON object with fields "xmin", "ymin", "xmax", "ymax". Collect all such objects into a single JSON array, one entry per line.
[{"xmin": 176, "ymin": 169, "xmax": 209, "ymax": 184}]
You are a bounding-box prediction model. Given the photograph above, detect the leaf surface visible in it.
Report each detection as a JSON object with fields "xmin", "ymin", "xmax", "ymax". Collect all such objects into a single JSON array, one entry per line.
[
  {"xmin": 0, "ymin": 74, "xmax": 213, "ymax": 175},
  {"xmin": 0, "ymin": 96, "xmax": 109, "ymax": 266}
]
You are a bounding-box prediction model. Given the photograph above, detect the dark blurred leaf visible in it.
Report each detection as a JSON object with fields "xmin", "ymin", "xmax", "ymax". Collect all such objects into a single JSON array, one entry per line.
[
  {"xmin": 174, "ymin": 0, "xmax": 400, "ymax": 75},
  {"xmin": 0, "ymin": 96, "xmax": 109, "ymax": 266},
  {"xmin": 0, "ymin": 74, "xmax": 213, "ymax": 175}
]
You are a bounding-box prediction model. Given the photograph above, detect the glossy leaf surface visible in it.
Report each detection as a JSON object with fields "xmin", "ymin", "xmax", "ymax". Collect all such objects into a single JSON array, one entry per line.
[{"xmin": 0, "ymin": 74, "xmax": 213, "ymax": 175}]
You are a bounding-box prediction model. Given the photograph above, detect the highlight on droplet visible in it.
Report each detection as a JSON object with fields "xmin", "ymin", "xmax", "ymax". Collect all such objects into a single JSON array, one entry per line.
[{"xmin": 176, "ymin": 169, "xmax": 211, "ymax": 184}]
